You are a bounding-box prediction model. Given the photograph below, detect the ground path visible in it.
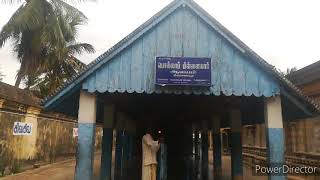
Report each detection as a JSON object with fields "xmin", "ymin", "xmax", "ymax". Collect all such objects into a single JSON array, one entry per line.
[
  {"xmin": 0, "ymin": 155, "xmax": 101, "ymax": 180},
  {"xmin": 1, "ymin": 152, "xmax": 302, "ymax": 180}
]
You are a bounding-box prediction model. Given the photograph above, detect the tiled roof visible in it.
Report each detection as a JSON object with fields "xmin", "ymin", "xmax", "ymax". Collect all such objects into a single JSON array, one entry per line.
[
  {"xmin": 0, "ymin": 81, "xmax": 41, "ymax": 107},
  {"xmin": 287, "ymin": 60, "xmax": 320, "ymax": 86}
]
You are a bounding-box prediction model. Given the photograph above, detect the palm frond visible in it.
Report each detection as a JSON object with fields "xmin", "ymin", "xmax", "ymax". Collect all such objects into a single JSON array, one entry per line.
[
  {"xmin": 56, "ymin": 13, "xmax": 77, "ymax": 42},
  {"xmin": 67, "ymin": 42, "xmax": 95, "ymax": 55},
  {"xmin": 66, "ymin": 56, "xmax": 86, "ymax": 70},
  {"xmin": 52, "ymin": 0, "xmax": 87, "ymax": 21},
  {"xmin": 0, "ymin": 0, "xmax": 47, "ymax": 47},
  {"xmin": 12, "ymin": 0, "xmax": 45, "ymax": 29},
  {"xmin": 0, "ymin": 4, "xmax": 24, "ymax": 47},
  {"xmin": 3, "ymin": 0, "xmax": 94, "ymax": 90},
  {"xmin": 40, "ymin": 3, "xmax": 67, "ymax": 50}
]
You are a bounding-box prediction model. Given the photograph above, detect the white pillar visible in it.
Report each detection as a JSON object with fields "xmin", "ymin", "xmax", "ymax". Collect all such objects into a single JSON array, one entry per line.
[
  {"xmin": 75, "ymin": 91, "xmax": 97, "ymax": 180},
  {"xmin": 264, "ymin": 96, "xmax": 285, "ymax": 180},
  {"xmin": 23, "ymin": 107, "xmax": 41, "ymax": 159}
]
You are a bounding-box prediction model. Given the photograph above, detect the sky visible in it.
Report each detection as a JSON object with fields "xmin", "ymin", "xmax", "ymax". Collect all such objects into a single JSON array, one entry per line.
[{"xmin": 1, "ymin": 0, "xmax": 320, "ymax": 85}]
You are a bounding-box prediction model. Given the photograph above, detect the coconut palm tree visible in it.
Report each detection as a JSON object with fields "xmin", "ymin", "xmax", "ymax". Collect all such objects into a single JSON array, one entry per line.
[
  {"xmin": 24, "ymin": 57, "xmax": 87, "ymax": 97},
  {"xmin": 0, "ymin": 0, "xmax": 88, "ymax": 87},
  {"xmin": 25, "ymin": 44, "xmax": 93, "ymax": 97},
  {"xmin": 23, "ymin": 11, "xmax": 95, "ymax": 97}
]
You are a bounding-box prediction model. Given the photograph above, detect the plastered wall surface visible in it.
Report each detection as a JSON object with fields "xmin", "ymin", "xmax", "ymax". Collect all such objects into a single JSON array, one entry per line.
[{"xmin": 0, "ymin": 105, "xmax": 102, "ymax": 176}]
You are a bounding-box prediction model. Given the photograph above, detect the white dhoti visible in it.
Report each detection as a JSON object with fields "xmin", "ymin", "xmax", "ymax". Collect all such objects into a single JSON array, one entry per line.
[
  {"xmin": 142, "ymin": 133, "xmax": 160, "ymax": 180},
  {"xmin": 142, "ymin": 164, "xmax": 157, "ymax": 180}
]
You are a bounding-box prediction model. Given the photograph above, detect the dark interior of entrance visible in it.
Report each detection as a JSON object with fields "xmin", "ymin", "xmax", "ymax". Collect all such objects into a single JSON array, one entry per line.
[{"xmin": 97, "ymin": 93, "xmax": 266, "ymax": 180}]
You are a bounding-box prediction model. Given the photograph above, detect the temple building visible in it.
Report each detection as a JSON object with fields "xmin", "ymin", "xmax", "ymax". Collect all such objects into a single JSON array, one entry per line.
[{"xmin": 42, "ymin": 0, "xmax": 320, "ymax": 180}]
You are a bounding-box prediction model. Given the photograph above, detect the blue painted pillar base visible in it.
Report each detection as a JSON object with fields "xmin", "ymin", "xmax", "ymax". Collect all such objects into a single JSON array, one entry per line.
[
  {"xmin": 100, "ymin": 128, "xmax": 113, "ymax": 180},
  {"xmin": 75, "ymin": 123, "xmax": 96, "ymax": 180},
  {"xmin": 266, "ymin": 128, "xmax": 285, "ymax": 180},
  {"xmin": 231, "ymin": 132, "xmax": 243, "ymax": 180},
  {"xmin": 212, "ymin": 132, "xmax": 222, "ymax": 180},
  {"xmin": 201, "ymin": 131, "xmax": 209, "ymax": 180}
]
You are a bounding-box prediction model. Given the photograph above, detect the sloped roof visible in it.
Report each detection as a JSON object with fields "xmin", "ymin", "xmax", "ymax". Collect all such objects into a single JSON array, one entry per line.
[
  {"xmin": 287, "ymin": 60, "xmax": 320, "ymax": 86},
  {"xmin": 43, "ymin": 0, "xmax": 320, "ymax": 114},
  {"xmin": 0, "ymin": 81, "xmax": 41, "ymax": 107}
]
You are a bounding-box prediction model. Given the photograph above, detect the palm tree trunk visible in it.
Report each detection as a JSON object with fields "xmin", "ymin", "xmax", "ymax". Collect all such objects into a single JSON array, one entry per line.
[
  {"xmin": 15, "ymin": 73, "xmax": 23, "ymax": 88},
  {"xmin": 15, "ymin": 68, "xmax": 24, "ymax": 88},
  {"xmin": 15, "ymin": 59, "xmax": 29, "ymax": 88}
]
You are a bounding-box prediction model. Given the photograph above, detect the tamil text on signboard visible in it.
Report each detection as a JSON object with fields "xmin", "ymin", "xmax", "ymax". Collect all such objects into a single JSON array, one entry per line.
[
  {"xmin": 155, "ymin": 57, "xmax": 211, "ymax": 86},
  {"xmin": 13, "ymin": 122, "xmax": 32, "ymax": 136}
]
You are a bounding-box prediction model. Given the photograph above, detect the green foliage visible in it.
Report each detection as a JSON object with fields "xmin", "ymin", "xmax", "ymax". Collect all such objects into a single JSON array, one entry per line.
[
  {"xmin": 280, "ymin": 67, "xmax": 298, "ymax": 76},
  {"xmin": 0, "ymin": 0, "xmax": 94, "ymax": 88},
  {"xmin": 22, "ymin": 12, "xmax": 95, "ymax": 97}
]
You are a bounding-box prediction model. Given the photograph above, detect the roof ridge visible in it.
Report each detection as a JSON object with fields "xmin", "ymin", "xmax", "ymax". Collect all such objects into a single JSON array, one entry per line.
[
  {"xmin": 288, "ymin": 60, "xmax": 320, "ymax": 76},
  {"xmin": 42, "ymin": 0, "xmax": 320, "ymax": 114}
]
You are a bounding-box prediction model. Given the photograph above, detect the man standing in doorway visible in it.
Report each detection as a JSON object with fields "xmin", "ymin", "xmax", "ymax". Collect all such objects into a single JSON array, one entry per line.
[{"xmin": 142, "ymin": 130, "xmax": 160, "ymax": 180}]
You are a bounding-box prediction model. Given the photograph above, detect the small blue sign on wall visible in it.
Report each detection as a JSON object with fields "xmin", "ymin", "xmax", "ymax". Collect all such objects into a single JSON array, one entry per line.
[{"xmin": 155, "ymin": 57, "xmax": 211, "ymax": 86}]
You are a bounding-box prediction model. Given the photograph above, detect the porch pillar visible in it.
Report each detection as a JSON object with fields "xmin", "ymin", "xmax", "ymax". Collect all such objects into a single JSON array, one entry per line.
[
  {"xmin": 100, "ymin": 105, "xmax": 115, "ymax": 180},
  {"xmin": 193, "ymin": 125, "xmax": 201, "ymax": 177},
  {"xmin": 125, "ymin": 119, "xmax": 135, "ymax": 161},
  {"xmin": 157, "ymin": 141, "xmax": 167, "ymax": 180},
  {"xmin": 212, "ymin": 116, "xmax": 222, "ymax": 180},
  {"xmin": 75, "ymin": 91, "xmax": 97, "ymax": 180},
  {"xmin": 201, "ymin": 120, "xmax": 209, "ymax": 180},
  {"xmin": 264, "ymin": 96, "xmax": 285, "ymax": 180},
  {"xmin": 122, "ymin": 117, "xmax": 134, "ymax": 179},
  {"xmin": 230, "ymin": 109, "xmax": 243, "ymax": 180},
  {"xmin": 114, "ymin": 112, "xmax": 126, "ymax": 180}
]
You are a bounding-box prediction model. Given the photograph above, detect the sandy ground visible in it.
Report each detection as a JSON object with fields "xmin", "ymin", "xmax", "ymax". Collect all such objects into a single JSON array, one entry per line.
[
  {"xmin": 0, "ymin": 155, "xmax": 101, "ymax": 180},
  {"xmin": 0, "ymin": 152, "xmax": 302, "ymax": 180}
]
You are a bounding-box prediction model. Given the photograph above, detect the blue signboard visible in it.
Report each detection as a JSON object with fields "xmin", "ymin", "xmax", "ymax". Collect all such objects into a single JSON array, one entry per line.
[{"xmin": 155, "ymin": 57, "xmax": 211, "ymax": 86}]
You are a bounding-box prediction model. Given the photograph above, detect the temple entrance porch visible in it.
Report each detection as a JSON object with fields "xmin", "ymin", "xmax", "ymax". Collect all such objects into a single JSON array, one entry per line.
[
  {"xmin": 42, "ymin": 1, "xmax": 319, "ymax": 179},
  {"xmin": 76, "ymin": 92, "xmax": 283, "ymax": 180}
]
